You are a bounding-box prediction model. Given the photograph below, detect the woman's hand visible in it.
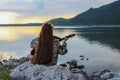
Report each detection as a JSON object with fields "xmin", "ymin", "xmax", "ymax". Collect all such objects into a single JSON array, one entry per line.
[
  {"xmin": 64, "ymin": 37, "xmax": 68, "ymax": 42},
  {"xmin": 27, "ymin": 54, "xmax": 33, "ymax": 61}
]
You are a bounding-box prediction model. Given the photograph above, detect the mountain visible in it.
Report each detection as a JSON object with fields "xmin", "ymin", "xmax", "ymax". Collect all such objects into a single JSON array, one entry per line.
[
  {"xmin": 48, "ymin": 0, "xmax": 120, "ymax": 25},
  {"xmin": 48, "ymin": 18, "xmax": 68, "ymax": 25}
]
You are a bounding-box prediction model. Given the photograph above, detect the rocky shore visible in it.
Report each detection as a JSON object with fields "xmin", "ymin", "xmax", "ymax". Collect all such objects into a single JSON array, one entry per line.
[{"xmin": 0, "ymin": 57, "xmax": 120, "ymax": 80}]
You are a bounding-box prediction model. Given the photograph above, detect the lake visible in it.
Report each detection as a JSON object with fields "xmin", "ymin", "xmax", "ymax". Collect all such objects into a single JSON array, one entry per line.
[{"xmin": 0, "ymin": 25, "xmax": 120, "ymax": 73}]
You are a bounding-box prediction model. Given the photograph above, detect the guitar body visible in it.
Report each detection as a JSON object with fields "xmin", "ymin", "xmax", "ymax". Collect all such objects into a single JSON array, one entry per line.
[{"xmin": 30, "ymin": 33, "xmax": 75, "ymax": 55}]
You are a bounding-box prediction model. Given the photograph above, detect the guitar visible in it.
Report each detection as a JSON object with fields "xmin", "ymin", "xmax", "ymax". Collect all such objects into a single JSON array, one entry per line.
[
  {"xmin": 30, "ymin": 33, "xmax": 76, "ymax": 48},
  {"xmin": 54, "ymin": 33, "xmax": 75, "ymax": 42}
]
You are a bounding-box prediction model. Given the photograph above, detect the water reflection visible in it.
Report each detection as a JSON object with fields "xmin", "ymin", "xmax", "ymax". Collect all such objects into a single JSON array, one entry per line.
[
  {"xmin": 0, "ymin": 27, "xmax": 41, "ymax": 59},
  {"xmin": 55, "ymin": 27, "xmax": 120, "ymax": 73},
  {"xmin": 0, "ymin": 26, "xmax": 120, "ymax": 73},
  {"xmin": 78, "ymin": 27, "xmax": 120, "ymax": 51},
  {"xmin": 0, "ymin": 27, "xmax": 41, "ymax": 41}
]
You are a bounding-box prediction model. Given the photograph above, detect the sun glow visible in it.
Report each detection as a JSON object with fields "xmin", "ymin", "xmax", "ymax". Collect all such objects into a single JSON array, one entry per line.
[
  {"xmin": 0, "ymin": 12, "xmax": 43, "ymax": 24},
  {"xmin": 0, "ymin": 11, "xmax": 75, "ymax": 24},
  {"xmin": 0, "ymin": 27, "xmax": 41, "ymax": 41},
  {"xmin": 0, "ymin": 28, "xmax": 18, "ymax": 40},
  {"xmin": 0, "ymin": 12, "xmax": 22, "ymax": 24},
  {"xmin": 18, "ymin": 17, "xmax": 43, "ymax": 23}
]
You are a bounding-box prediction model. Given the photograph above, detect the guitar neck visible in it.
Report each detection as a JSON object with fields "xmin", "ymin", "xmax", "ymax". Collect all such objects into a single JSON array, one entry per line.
[
  {"xmin": 59, "ymin": 38, "xmax": 65, "ymax": 42},
  {"xmin": 56, "ymin": 33, "xmax": 75, "ymax": 42},
  {"xmin": 54, "ymin": 36, "xmax": 64, "ymax": 42}
]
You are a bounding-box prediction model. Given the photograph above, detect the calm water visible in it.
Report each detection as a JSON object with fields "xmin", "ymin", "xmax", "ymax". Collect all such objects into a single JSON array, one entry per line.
[{"xmin": 0, "ymin": 25, "xmax": 120, "ymax": 73}]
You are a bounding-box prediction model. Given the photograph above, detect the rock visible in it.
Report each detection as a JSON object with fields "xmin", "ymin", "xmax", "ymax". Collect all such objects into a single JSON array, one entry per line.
[
  {"xmin": 1, "ymin": 57, "xmax": 119, "ymax": 80},
  {"xmin": 92, "ymin": 71, "xmax": 101, "ymax": 79},
  {"xmin": 19, "ymin": 57, "xmax": 29, "ymax": 63},
  {"xmin": 2, "ymin": 57, "xmax": 29, "ymax": 67},
  {"xmin": 77, "ymin": 65, "xmax": 85, "ymax": 69},
  {"xmin": 3, "ymin": 59, "xmax": 20, "ymax": 66},
  {"xmin": 89, "ymin": 70, "xmax": 115, "ymax": 80},
  {"xmin": 73, "ymin": 73, "xmax": 85, "ymax": 80},
  {"xmin": 100, "ymin": 69, "xmax": 111, "ymax": 75},
  {"xmin": 100, "ymin": 72, "xmax": 114, "ymax": 79},
  {"xmin": 108, "ymin": 72, "xmax": 120, "ymax": 80},
  {"xmin": 86, "ymin": 58, "xmax": 89, "ymax": 60},
  {"xmin": 10, "ymin": 62, "xmax": 84, "ymax": 80},
  {"xmin": 80, "ymin": 58, "xmax": 84, "ymax": 60},
  {"xmin": 79, "ymin": 55, "xmax": 90, "ymax": 61},
  {"xmin": 79, "ymin": 55, "xmax": 84, "ymax": 60},
  {"xmin": 67, "ymin": 60, "xmax": 77, "ymax": 69},
  {"xmin": 60, "ymin": 60, "xmax": 84, "ymax": 70},
  {"xmin": 59, "ymin": 63, "xmax": 67, "ymax": 67},
  {"xmin": 100, "ymin": 69, "xmax": 114, "ymax": 80},
  {"xmin": 3, "ymin": 59, "xmax": 7, "ymax": 63},
  {"xmin": 108, "ymin": 77, "xmax": 120, "ymax": 80},
  {"xmin": 79, "ymin": 55, "xmax": 84, "ymax": 58}
]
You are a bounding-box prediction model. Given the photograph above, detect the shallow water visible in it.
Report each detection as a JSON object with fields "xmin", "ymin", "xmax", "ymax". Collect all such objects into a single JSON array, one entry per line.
[{"xmin": 0, "ymin": 25, "xmax": 120, "ymax": 73}]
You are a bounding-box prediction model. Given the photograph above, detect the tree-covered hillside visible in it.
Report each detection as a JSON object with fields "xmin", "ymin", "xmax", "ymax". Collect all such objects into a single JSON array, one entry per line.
[{"xmin": 49, "ymin": 0, "xmax": 120, "ymax": 25}]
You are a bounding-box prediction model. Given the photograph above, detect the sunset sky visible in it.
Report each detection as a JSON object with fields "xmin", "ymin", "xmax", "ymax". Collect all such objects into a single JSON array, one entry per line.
[{"xmin": 0, "ymin": 0, "xmax": 117, "ymax": 24}]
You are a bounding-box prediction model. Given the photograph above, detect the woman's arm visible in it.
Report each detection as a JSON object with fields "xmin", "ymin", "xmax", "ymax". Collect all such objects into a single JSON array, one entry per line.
[
  {"xmin": 27, "ymin": 54, "xmax": 34, "ymax": 61},
  {"xmin": 58, "ymin": 37, "xmax": 68, "ymax": 55}
]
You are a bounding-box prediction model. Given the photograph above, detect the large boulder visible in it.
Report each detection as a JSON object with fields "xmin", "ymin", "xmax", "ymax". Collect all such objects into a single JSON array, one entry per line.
[
  {"xmin": 10, "ymin": 62, "xmax": 84, "ymax": 80},
  {"xmin": 108, "ymin": 72, "xmax": 120, "ymax": 80}
]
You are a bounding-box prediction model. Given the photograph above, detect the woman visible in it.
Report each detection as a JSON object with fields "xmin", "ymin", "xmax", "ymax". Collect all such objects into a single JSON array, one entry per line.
[{"xmin": 28, "ymin": 23, "xmax": 68, "ymax": 65}]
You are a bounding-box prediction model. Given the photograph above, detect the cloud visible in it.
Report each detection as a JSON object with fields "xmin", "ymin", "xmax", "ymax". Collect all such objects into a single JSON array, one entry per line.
[
  {"xmin": 0, "ymin": 0, "xmax": 117, "ymax": 22},
  {"xmin": 0, "ymin": 0, "xmax": 44, "ymax": 14},
  {"xmin": 33, "ymin": 0, "xmax": 45, "ymax": 9},
  {"xmin": 90, "ymin": 0, "xmax": 118, "ymax": 8}
]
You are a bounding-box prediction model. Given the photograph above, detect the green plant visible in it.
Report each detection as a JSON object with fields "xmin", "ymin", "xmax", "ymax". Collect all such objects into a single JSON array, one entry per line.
[{"xmin": 0, "ymin": 69, "xmax": 10, "ymax": 80}]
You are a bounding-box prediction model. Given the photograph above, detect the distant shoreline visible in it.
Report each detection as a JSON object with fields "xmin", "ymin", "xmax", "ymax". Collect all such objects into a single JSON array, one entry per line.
[
  {"xmin": 0, "ymin": 24, "xmax": 120, "ymax": 27},
  {"xmin": 0, "ymin": 23, "xmax": 42, "ymax": 26}
]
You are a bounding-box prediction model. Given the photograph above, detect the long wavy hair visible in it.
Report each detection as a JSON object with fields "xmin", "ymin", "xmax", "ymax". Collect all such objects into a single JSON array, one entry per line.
[{"xmin": 32, "ymin": 23, "xmax": 54, "ymax": 64}]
